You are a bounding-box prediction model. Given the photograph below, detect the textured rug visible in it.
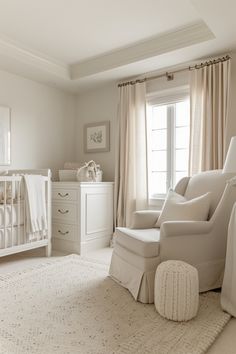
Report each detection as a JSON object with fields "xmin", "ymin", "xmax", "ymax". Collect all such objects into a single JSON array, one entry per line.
[{"xmin": 0, "ymin": 255, "xmax": 230, "ymax": 354}]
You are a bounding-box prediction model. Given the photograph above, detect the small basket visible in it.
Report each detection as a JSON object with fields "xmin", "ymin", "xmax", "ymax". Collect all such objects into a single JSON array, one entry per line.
[{"xmin": 59, "ymin": 170, "xmax": 77, "ymax": 181}]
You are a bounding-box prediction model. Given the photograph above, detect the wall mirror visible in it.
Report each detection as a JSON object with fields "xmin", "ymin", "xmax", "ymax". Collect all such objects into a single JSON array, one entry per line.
[{"xmin": 0, "ymin": 106, "xmax": 11, "ymax": 165}]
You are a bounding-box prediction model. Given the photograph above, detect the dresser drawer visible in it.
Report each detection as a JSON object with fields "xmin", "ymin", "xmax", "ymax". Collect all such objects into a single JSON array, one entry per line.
[
  {"xmin": 52, "ymin": 223, "xmax": 77, "ymax": 241},
  {"xmin": 52, "ymin": 202, "xmax": 77, "ymax": 223},
  {"xmin": 52, "ymin": 188, "xmax": 77, "ymax": 202}
]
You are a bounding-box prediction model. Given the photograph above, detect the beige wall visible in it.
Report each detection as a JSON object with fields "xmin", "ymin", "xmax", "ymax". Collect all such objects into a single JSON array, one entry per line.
[
  {"xmin": 76, "ymin": 84, "xmax": 117, "ymax": 181},
  {"xmin": 0, "ymin": 70, "xmax": 76, "ymax": 179}
]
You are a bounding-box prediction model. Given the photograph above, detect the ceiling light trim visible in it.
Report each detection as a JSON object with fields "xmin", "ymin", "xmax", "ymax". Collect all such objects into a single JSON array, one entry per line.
[{"xmin": 71, "ymin": 21, "xmax": 215, "ymax": 80}]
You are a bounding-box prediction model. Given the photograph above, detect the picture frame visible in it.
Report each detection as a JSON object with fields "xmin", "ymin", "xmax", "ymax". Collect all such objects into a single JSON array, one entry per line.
[
  {"xmin": 84, "ymin": 121, "xmax": 110, "ymax": 153},
  {"xmin": 0, "ymin": 106, "xmax": 11, "ymax": 165}
]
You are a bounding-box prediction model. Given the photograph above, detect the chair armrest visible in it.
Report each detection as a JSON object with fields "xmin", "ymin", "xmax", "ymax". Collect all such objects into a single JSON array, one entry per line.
[
  {"xmin": 130, "ymin": 210, "xmax": 161, "ymax": 229},
  {"xmin": 161, "ymin": 220, "xmax": 213, "ymax": 237}
]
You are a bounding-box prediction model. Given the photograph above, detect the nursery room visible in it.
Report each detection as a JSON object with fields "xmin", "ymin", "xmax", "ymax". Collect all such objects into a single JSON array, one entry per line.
[{"xmin": 0, "ymin": 0, "xmax": 236, "ymax": 353}]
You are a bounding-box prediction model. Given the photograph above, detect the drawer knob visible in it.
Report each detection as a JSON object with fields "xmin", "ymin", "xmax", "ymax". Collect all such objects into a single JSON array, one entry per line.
[
  {"xmin": 58, "ymin": 209, "xmax": 69, "ymax": 214},
  {"xmin": 58, "ymin": 230, "xmax": 69, "ymax": 235},
  {"xmin": 58, "ymin": 192, "xmax": 69, "ymax": 198}
]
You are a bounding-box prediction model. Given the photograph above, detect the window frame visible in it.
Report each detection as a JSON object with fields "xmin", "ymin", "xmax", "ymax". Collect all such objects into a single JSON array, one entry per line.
[{"xmin": 146, "ymin": 87, "xmax": 190, "ymax": 205}]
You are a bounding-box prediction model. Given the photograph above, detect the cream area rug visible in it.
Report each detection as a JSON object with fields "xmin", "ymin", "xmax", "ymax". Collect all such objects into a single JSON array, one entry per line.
[{"xmin": 0, "ymin": 255, "xmax": 230, "ymax": 354}]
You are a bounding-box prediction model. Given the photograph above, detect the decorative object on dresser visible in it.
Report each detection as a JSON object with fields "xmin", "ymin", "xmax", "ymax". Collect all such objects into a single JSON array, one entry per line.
[
  {"xmin": 52, "ymin": 182, "xmax": 113, "ymax": 254},
  {"xmin": 84, "ymin": 121, "xmax": 110, "ymax": 153},
  {"xmin": 58, "ymin": 169, "xmax": 77, "ymax": 182},
  {"xmin": 76, "ymin": 160, "xmax": 102, "ymax": 182},
  {"xmin": 58, "ymin": 161, "xmax": 103, "ymax": 182}
]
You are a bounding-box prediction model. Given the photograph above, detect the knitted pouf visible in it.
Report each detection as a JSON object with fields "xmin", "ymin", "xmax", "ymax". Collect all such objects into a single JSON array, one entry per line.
[{"xmin": 154, "ymin": 260, "xmax": 199, "ymax": 321}]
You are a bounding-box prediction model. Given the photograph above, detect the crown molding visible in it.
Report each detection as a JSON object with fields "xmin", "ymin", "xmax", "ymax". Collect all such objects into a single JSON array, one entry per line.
[
  {"xmin": 0, "ymin": 35, "xmax": 70, "ymax": 79},
  {"xmin": 0, "ymin": 21, "xmax": 215, "ymax": 90},
  {"xmin": 70, "ymin": 21, "xmax": 215, "ymax": 80}
]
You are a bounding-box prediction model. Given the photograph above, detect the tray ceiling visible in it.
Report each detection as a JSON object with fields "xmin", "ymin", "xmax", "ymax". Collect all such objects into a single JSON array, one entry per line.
[{"xmin": 0, "ymin": 0, "xmax": 234, "ymax": 92}]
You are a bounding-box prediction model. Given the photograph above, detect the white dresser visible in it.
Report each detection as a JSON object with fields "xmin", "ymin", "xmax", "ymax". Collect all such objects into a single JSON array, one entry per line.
[{"xmin": 52, "ymin": 182, "xmax": 114, "ymax": 254}]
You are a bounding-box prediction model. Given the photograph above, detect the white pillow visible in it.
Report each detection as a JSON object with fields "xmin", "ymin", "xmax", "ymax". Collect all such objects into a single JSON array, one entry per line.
[{"xmin": 155, "ymin": 189, "xmax": 211, "ymax": 227}]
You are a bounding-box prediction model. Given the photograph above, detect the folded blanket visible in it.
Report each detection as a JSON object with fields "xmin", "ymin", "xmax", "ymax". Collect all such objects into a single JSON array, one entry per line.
[{"xmin": 24, "ymin": 175, "xmax": 47, "ymax": 236}]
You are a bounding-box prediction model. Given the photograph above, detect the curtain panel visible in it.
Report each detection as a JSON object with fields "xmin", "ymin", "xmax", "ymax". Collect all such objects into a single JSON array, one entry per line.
[
  {"xmin": 114, "ymin": 82, "xmax": 148, "ymax": 227},
  {"xmin": 189, "ymin": 59, "xmax": 231, "ymax": 175}
]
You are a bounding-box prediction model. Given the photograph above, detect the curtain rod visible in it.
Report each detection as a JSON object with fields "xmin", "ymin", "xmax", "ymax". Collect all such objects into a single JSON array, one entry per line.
[{"xmin": 118, "ymin": 54, "xmax": 231, "ymax": 88}]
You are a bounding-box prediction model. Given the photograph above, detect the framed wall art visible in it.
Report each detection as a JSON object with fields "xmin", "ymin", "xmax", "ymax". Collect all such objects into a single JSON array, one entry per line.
[{"xmin": 84, "ymin": 121, "xmax": 110, "ymax": 153}]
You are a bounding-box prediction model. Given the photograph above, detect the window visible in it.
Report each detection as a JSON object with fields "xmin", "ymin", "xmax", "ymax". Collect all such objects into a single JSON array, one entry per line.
[{"xmin": 147, "ymin": 92, "xmax": 190, "ymax": 200}]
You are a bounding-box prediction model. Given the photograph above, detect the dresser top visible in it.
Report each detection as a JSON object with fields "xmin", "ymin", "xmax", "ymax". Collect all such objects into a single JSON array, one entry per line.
[{"xmin": 53, "ymin": 181, "xmax": 114, "ymax": 187}]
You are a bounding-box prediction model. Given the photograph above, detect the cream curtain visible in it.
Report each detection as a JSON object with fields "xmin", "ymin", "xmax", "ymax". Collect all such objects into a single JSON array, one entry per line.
[
  {"xmin": 115, "ymin": 82, "xmax": 148, "ymax": 227},
  {"xmin": 189, "ymin": 59, "xmax": 231, "ymax": 175}
]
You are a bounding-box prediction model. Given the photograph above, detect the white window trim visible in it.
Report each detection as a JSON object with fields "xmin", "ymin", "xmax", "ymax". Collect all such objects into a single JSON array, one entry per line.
[
  {"xmin": 146, "ymin": 86, "xmax": 190, "ymax": 207},
  {"xmin": 146, "ymin": 85, "xmax": 189, "ymax": 105}
]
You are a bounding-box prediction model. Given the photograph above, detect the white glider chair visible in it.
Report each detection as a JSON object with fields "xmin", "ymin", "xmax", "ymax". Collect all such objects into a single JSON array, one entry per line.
[{"xmin": 109, "ymin": 170, "xmax": 236, "ymax": 303}]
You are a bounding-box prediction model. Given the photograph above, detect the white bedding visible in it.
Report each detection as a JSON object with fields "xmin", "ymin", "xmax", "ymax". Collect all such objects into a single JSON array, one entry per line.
[
  {"xmin": 0, "ymin": 202, "xmax": 24, "ymax": 228},
  {"xmin": 0, "ymin": 226, "xmax": 24, "ymax": 248},
  {"xmin": 0, "ymin": 225, "xmax": 45, "ymax": 248}
]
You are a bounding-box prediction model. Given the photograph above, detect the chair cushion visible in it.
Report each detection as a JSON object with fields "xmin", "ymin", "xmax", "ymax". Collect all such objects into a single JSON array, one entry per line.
[
  {"xmin": 156, "ymin": 189, "xmax": 211, "ymax": 227},
  {"xmin": 115, "ymin": 227, "xmax": 160, "ymax": 258}
]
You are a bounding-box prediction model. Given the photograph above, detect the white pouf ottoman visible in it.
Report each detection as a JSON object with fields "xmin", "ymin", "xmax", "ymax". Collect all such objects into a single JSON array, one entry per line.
[{"xmin": 154, "ymin": 260, "xmax": 199, "ymax": 321}]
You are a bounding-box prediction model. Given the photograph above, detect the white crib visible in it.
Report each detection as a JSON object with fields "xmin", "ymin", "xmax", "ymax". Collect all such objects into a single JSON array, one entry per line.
[{"xmin": 0, "ymin": 169, "xmax": 51, "ymax": 257}]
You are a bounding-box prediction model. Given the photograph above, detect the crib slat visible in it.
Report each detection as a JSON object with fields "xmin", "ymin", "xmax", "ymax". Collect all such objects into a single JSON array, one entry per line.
[
  {"xmin": 23, "ymin": 180, "xmax": 26, "ymax": 244},
  {"xmin": 4, "ymin": 181, "xmax": 7, "ymax": 249},
  {"xmin": 11, "ymin": 181, "xmax": 13, "ymax": 247},
  {"xmin": 17, "ymin": 180, "xmax": 21, "ymax": 245}
]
